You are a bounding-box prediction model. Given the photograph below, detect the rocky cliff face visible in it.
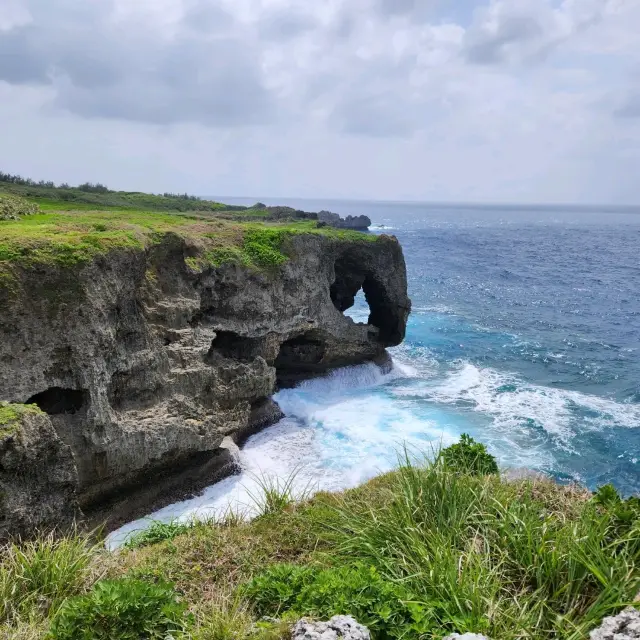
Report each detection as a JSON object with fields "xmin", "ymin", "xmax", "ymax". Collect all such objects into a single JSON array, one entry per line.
[{"xmin": 0, "ymin": 232, "xmax": 410, "ymax": 536}]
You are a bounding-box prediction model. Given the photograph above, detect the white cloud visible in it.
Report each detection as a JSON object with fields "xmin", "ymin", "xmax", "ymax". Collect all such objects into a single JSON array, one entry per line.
[{"xmin": 0, "ymin": 0, "xmax": 639, "ymax": 203}]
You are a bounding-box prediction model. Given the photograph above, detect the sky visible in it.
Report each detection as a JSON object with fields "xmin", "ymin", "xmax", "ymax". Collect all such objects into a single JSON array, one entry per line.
[{"xmin": 1, "ymin": 0, "xmax": 640, "ymax": 204}]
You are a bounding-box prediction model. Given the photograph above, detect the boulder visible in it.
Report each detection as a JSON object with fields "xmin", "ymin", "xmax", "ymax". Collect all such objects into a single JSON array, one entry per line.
[
  {"xmin": 0, "ymin": 402, "xmax": 81, "ymax": 539},
  {"xmin": 589, "ymin": 607, "xmax": 640, "ymax": 640},
  {"xmin": 292, "ymin": 616, "xmax": 370, "ymax": 640}
]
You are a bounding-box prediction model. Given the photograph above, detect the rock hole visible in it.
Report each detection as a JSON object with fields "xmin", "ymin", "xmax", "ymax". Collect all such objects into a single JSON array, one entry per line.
[
  {"xmin": 330, "ymin": 255, "xmax": 400, "ymax": 344},
  {"xmin": 275, "ymin": 332, "xmax": 326, "ymax": 372},
  {"xmin": 26, "ymin": 387, "xmax": 87, "ymax": 415},
  {"xmin": 206, "ymin": 331, "xmax": 263, "ymax": 363}
]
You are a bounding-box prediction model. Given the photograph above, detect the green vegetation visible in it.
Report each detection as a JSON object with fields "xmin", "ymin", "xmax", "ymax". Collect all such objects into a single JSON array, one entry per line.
[
  {"xmin": 0, "ymin": 193, "xmax": 40, "ymax": 221},
  {"xmin": 0, "ymin": 172, "xmax": 234, "ymax": 213},
  {"xmin": 440, "ymin": 432, "xmax": 499, "ymax": 475},
  {"xmin": 49, "ymin": 578, "xmax": 192, "ymax": 640},
  {"xmin": 0, "ymin": 402, "xmax": 43, "ymax": 437},
  {"xmin": 124, "ymin": 521, "xmax": 194, "ymax": 550},
  {"xmin": 1, "ymin": 437, "xmax": 638, "ymax": 640},
  {"xmin": 0, "ymin": 210, "xmax": 375, "ymax": 280},
  {"xmin": 0, "ymin": 532, "xmax": 100, "ymax": 627}
]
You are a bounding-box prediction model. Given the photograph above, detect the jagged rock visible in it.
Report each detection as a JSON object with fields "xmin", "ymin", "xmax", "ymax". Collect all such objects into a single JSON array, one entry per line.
[
  {"xmin": 0, "ymin": 232, "xmax": 410, "ymax": 532},
  {"xmin": 0, "ymin": 403, "xmax": 81, "ymax": 538},
  {"xmin": 443, "ymin": 634, "xmax": 491, "ymax": 640},
  {"xmin": 589, "ymin": 607, "xmax": 640, "ymax": 640},
  {"xmin": 318, "ymin": 211, "xmax": 371, "ymax": 230},
  {"xmin": 292, "ymin": 616, "xmax": 370, "ymax": 640}
]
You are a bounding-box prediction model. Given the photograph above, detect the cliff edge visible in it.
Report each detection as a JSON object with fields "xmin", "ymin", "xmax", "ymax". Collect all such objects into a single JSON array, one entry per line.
[{"xmin": 0, "ymin": 211, "xmax": 410, "ymax": 536}]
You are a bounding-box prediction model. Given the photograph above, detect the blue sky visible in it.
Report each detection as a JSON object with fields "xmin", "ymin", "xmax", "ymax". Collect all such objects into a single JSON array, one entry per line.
[{"xmin": 1, "ymin": 0, "xmax": 639, "ymax": 204}]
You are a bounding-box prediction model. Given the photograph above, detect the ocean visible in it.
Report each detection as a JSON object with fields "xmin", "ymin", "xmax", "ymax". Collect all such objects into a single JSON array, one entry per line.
[{"xmin": 108, "ymin": 199, "xmax": 640, "ymax": 547}]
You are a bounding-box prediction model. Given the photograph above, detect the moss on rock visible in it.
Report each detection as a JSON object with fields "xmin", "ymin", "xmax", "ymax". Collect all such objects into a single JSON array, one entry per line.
[{"xmin": 0, "ymin": 402, "xmax": 43, "ymax": 438}]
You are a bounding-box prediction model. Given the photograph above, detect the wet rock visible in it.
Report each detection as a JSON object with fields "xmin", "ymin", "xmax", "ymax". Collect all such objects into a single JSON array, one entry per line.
[
  {"xmin": 589, "ymin": 607, "xmax": 640, "ymax": 640},
  {"xmin": 292, "ymin": 616, "xmax": 370, "ymax": 640}
]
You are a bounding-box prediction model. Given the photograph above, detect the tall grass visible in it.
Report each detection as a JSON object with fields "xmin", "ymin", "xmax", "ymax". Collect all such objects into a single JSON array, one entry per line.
[
  {"xmin": 0, "ymin": 532, "xmax": 102, "ymax": 625},
  {"xmin": 318, "ymin": 455, "xmax": 640, "ymax": 639},
  {"xmin": 246, "ymin": 469, "xmax": 315, "ymax": 517}
]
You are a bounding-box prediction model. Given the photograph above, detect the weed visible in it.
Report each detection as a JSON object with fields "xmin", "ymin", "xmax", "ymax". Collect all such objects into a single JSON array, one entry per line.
[
  {"xmin": 124, "ymin": 521, "xmax": 194, "ymax": 550},
  {"xmin": 0, "ymin": 532, "xmax": 101, "ymax": 624},
  {"xmin": 48, "ymin": 577, "xmax": 191, "ymax": 640}
]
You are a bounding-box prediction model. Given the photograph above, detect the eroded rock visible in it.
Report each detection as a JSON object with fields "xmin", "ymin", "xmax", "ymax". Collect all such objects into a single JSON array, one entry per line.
[
  {"xmin": 0, "ymin": 403, "xmax": 80, "ymax": 538},
  {"xmin": 589, "ymin": 607, "xmax": 640, "ymax": 640},
  {"xmin": 292, "ymin": 616, "xmax": 370, "ymax": 640},
  {"xmin": 0, "ymin": 232, "xmax": 410, "ymax": 531}
]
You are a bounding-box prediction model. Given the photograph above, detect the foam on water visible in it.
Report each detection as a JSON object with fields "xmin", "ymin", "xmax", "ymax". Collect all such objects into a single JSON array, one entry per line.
[
  {"xmin": 392, "ymin": 360, "xmax": 640, "ymax": 458},
  {"xmin": 106, "ymin": 362, "xmax": 456, "ymax": 549}
]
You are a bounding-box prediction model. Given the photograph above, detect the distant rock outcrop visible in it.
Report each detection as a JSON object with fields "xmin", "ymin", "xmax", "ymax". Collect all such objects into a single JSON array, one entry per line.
[
  {"xmin": 261, "ymin": 206, "xmax": 371, "ymax": 230},
  {"xmin": 318, "ymin": 210, "xmax": 371, "ymax": 230}
]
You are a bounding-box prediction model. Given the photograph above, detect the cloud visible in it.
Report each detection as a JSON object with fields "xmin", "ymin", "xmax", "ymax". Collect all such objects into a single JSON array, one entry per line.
[
  {"xmin": 1, "ymin": 0, "xmax": 640, "ymax": 203},
  {"xmin": 0, "ymin": 0, "xmax": 273, "ymax": 127},
  {"xmin": 463, "ymin": 0, "xmax": 614, "ymax": 66}
]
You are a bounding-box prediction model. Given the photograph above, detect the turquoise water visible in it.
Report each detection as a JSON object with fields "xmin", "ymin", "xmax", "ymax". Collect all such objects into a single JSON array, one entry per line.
[{"xmin": 108, "ymin": 201, "xmax": 640, "ymax": 547}]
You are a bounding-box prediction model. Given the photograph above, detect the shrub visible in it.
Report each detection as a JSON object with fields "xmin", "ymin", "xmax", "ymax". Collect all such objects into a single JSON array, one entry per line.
[
  {"xmin": 124, "ymin": 520, "xmax": 193, "ymax": 550},
  {"xmin": 440, "ymin": 433, "xmax": 498, "ymax": 475},
  {"xmin": 593, "ymin": 484, "xmax": 640, "ymax": 542},
  {"xmin": 0, "ymin": 193, "xmax": 39, "ymax": 220},
  {"xmin": 243, "ymin": 563, "xmax": 437, "ymax": 639},
  {"xmin": 49, "ymin": 577, "xmax": 191, "ymax": 640},
  {"xmin": 242, "ymin": 564, "xmax": 313, "ymax": 615}
]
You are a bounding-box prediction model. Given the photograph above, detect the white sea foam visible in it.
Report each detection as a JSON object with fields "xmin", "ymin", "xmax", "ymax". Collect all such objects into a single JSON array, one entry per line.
[
  {"xmin": 106, "ymin": 356, "xmax": 640, "ymax": 549},
  {"xmin": 106, "ymin": 362, "xmax": 453, "ymax": 550},
  {"xmin": 393, "ymin": 361, "xmax": 640, "ymax": 449}
]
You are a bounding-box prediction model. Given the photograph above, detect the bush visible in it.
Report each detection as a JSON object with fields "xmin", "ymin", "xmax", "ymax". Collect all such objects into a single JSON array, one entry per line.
[
  {"xmin": 49, "ymin": 577, "xmax": 192, "ymax": 640},
  {"xmin": 0, "ymin": 193, "xmax": 39, "ymax": 220},
  {"xmin": 441, "ymin": 433, "xmax": 498, "ymax": 475},
  {"xmin": 243, "ymin": 564, "xmax": 438, "ymax": 639}
]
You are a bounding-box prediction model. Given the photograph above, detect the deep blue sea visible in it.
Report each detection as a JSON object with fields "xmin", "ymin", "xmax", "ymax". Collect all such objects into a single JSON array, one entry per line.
[{"xmin": 109, "ymin": 200, "xmax": 640, "ymax": 547}]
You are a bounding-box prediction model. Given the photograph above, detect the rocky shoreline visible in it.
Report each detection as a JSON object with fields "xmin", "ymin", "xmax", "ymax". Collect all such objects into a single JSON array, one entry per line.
[{"xmin": 0, "ymin": 230, "xmax": 410, "ymax": 537}]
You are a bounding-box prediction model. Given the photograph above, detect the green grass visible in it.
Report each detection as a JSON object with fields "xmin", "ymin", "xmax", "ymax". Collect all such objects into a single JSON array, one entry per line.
[
  {"xmin": 0, "ymin": 532, "xmax": 102, "ymax": 629},
  {"xmin": 124, "ymin": 521, "xmax": 195, "ymax": 550},
  {"xmin": 0, "ymin": 182, "xmax": 232, "ymax": 213},
  {"xmin": 0, "ymin": 402, "xmax": 43, "ymax": 437},
  {"xmin": 0, "ymin": 210, "xmax": 376, "ymax": 277},
  {"xmin": 3, "ymin": 439, "xmax": 632, "ymax": 639}
]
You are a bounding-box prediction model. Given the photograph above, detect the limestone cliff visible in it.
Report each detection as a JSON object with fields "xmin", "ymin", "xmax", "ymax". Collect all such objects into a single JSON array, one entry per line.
[{"xmin": 0, "ymin": 230, "xmax": 410, "ymax": 536}]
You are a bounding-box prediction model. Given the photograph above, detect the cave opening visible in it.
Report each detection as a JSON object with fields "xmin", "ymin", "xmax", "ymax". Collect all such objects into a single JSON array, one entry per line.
[
  {"xmin": 206, "ymin": 330, "xmax": 263, "ymax": 363},
  {"xmin": 330, "ymin": 256, "xmax": 399, "ymax": 344},
  {"xmin": 26, "ymin": 387, "xmax": 87, "ymax": 415},
  {"xmin": 274, "ymin": 332, "xmax": 327, "ymax": 388}
]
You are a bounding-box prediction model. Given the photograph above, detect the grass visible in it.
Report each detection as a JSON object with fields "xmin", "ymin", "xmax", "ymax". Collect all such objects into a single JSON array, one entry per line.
[
  {"xmin": 2, "ymin": 439, "xmax": 634, "ymax": 639},
  {"xmin": 0, "ymin": 181, "xmax": 233, "ymax": 213},
  {"xmin": 0, "ymin": 402, "xmax": 43, "ymax": 438},
  {"xmin": 0, "ymin": 532, "xmax": 102, "ymax": 631},
  {"xmin": 0, "ymin": 209, "xmax": 376, "ymax": 279}
]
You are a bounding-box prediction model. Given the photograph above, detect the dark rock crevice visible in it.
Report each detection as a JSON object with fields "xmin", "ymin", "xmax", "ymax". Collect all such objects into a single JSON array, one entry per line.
[
  {"xmin": 26, "ymin": 387, "xmax": 87, "ymax": 415},
  {"xmin": 206, "ymin": 331, "xmax": 265, "ymax": 363}
]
